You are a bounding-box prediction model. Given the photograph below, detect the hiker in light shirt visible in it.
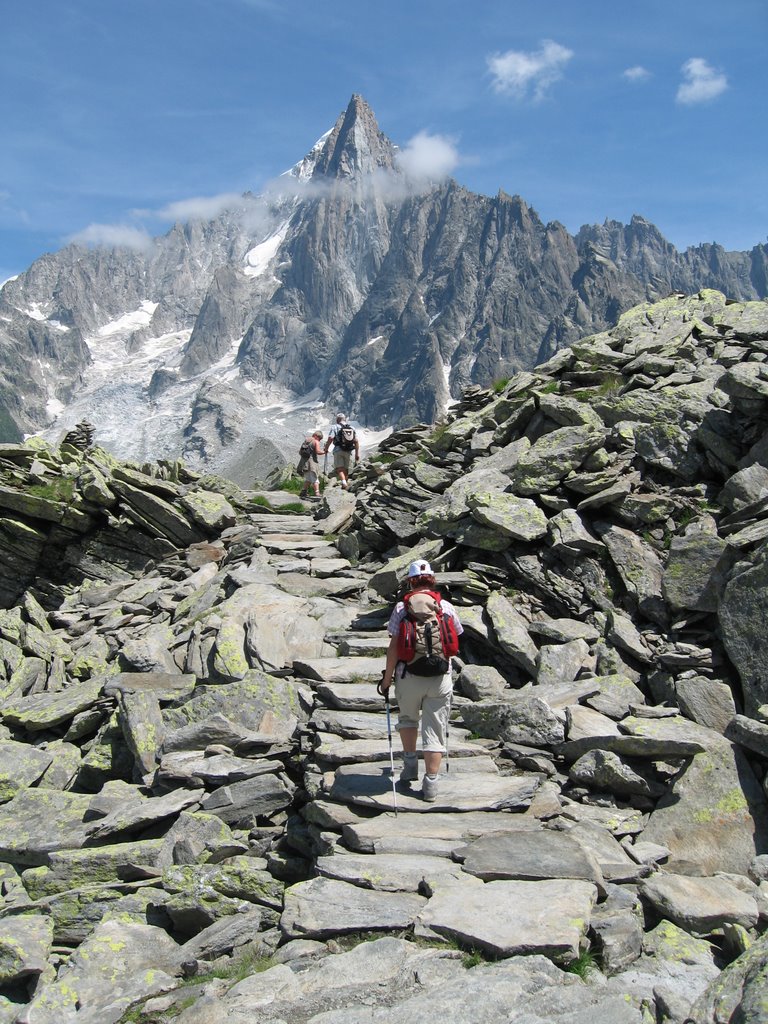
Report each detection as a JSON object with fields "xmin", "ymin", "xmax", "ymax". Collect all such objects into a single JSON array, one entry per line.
[
  {"xmin": 323, "ymin": 414, "xmax": 359, "ymax": 490},
  {"xmin": 379, "ymin": 559, "xmax": 463, "ymax": 802}
]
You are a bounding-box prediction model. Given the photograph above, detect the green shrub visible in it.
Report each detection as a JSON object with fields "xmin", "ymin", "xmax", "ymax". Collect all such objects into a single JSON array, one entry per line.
[
  {"xmin": 564, "ymin": 949, "xmax": 598, "ymax": 978},
  {"xmin": 492, "ymin": 377, "xmax": 510, "ymax": 394}
]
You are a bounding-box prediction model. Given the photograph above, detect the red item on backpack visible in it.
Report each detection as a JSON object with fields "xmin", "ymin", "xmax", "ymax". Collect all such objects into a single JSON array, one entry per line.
[{"xmin": 396, "ymin": 589, "xmax": 460, "ymax": 668}]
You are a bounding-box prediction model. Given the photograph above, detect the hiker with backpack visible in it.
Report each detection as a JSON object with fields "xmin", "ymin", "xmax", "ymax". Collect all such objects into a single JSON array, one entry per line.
[
  {"xmin": 379, "ymin": 559, "xmax": 463, "ymax": 802},
  {"xmin": 323, "ymin": 414, "xmax": 359, "ymax": 490},
  {"xmin": 297, "ymin": 431, "xmax": 324, "ymax": 499}
]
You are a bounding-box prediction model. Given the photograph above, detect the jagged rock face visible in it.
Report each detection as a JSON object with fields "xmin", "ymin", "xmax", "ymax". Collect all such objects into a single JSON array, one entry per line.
[{"xmin": 1, "ymin": 95, "xmax": 767, "ymax": 476}]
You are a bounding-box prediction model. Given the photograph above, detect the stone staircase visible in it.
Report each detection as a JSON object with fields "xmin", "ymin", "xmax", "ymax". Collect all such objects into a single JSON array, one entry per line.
[{"xmin": 249, "ymin": 502, "xmax": 624, "ymax": 960}]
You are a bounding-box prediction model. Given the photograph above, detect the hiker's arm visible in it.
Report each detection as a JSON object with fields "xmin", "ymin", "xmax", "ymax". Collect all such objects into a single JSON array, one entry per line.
[
  {"xmin": 354, "ymin": 437, "xmax": 360, "ymax": 462},
  {"xmin": 381, "ymin": 635, "xmax": 399, "ymax": 693}
]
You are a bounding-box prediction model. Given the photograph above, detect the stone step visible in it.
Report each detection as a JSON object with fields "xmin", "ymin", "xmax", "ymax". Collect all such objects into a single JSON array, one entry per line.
[
  {"xmin": 313, "ymin": 735, "xmax": 498, "ymax": 766},
  {"xmin": 250, "ymin": 515, "xmax": 319, "ymax": 533},
  {"xmin": 297, "ymin": 662, "xmax": 385, "ymax": 686},
  {"xmin": 276, "ymin": 575, "xmax": 366, "ymax": 599},
  {"xmin": 316, "ymin": 852, "xmax": 466, "ymax": 892},
  {"xmin": 328, "ymin": 762, "xmax": 542, "ymax": 814},
  {"xmin": 341, "ymin": 809, "xmax": 543, "ymax": 854}
]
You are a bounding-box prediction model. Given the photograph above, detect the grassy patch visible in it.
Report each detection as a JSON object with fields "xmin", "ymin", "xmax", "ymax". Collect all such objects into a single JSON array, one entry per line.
[
  {"xmin": 492, "ymin": 377, "xmax": 510, "ymax": 394},
  {"xmin": 28, "ymin": 478, "xmax": 76, "ymax": 503},
  {"xmin": 564, "ymin": 949, "xmax": 598, "ymax": 978},
  {"xmin": 538, "ymin": 380, "xmax": 559, "ymax": 395}
]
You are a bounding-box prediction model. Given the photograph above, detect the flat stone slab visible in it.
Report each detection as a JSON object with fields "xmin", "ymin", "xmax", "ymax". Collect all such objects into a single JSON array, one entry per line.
[
  {"xmin": 640, "ymin": 873, "xmax": 759, "ymax": 933},
  {"xmin": 201, "ymin": 773, "xmax": 295, "ymax": 826},
  {"xmin": 329, "ymin": 762, "xmax": 541, "ymax": 814},
  {"xmin": 260, "ymin": 535, "xmax": 331, "ymax": 549},
  {"xmin": 314, "ymin": 734, "xmax": 496, "ymax": 766},
  {"xmin": 281, "ymin": 876, "xmax": 426, "ymax": 939},
  {"xmin": 156, "ymin": 750, "xmax": 282, "ymax": 787},
  {"xmin": 276, "ymin": 574, "xmax": 367, "ymax": 599},
  {"xmin": 316, "ymin": 853, "xmax": 465, "ymax": 892},
  {"xmin": 558, "ymin": 800, "xmax": 647, "ymax": 837},
  {"xmin": 0, "ymin": 789, "xmax": 93, "ymax": 866},
  {"xmin": 561, "ymin": 714, "xmax": 707, "ymax": 760},
  {"xmin": 309, "ymin": 708, "xmax": 390, "ymax": 738},
  {"xmin": 1, "ymin": 678, "xmax": 104, "ymax": 731},
  {"xmin": 103, "ymin": 672, "xmax": 197, "ymax": 701},
  {"xmin": 561, "ymin": 820, "xmax": 646, "ymax": 883},
  {"xmin": 335, "ymin": 635, "xmax": 390, "ymax": 657},
  {"xmin": 0, "ymin": 914, "xmax": 54, "ymax": 986},
  {"xmin": 459, "ymin": 829, "xmax": 605, "ymax": 891},
  {"xmin": 19, "ymin": 919, "xmax": 183, "ymax": 1024},
  {"xmin": 84, "ymin": 787, "xmax": 202, "ymax": 842},
  {"xmin": 342, "ymin": 812, "xmax": 543, "ymax": 854},
  {"xmin": 295, "ymin": 659, "xmax": 385, "ymax": 684},
  {"xmin": 418, "ymin": 876, "xmax": 597, "ymax": 961},
  {"xmin": 0, "ymin": 740, "xmax": 53, "ymax": 802}
]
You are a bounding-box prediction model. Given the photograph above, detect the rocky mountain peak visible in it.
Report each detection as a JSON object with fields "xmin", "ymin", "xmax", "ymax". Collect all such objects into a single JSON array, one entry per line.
[{"xmin": 310, "ymin": 93, "xmax": 398, "ymax": 180}]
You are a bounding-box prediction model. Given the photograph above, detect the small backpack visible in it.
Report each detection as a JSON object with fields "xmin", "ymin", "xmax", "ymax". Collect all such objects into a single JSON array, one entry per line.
[
  {"xmin": 337, "ymin": 424, "xmax": 356, "ymax": 451},
  {"xmin": 298, "ymin": 438, "xmax": 315, "ymax": 460},
  {"xmin": 396, "ymin": 590, "xmax": 460, "ymax": 676}
]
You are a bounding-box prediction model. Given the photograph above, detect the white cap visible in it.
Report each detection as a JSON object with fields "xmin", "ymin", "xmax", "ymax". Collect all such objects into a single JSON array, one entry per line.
[{"xmin": 407, "ymin": 559, "xmax": 433, "ymax": 578}]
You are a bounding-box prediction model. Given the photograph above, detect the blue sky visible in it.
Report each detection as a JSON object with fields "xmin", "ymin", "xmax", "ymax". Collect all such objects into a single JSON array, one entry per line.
[{"xmin": 1, "ymin": 0, "xmax": 765, "ymax": 283}]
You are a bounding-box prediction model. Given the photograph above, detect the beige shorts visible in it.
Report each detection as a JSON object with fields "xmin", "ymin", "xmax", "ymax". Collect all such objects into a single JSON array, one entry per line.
[
  {"xmin": 395, "ymin": 670, "xmax": 453, "ymax": 752},
  {"xmin": 333, "ymin": 449, "xmax": 352, "ymax": 472}
]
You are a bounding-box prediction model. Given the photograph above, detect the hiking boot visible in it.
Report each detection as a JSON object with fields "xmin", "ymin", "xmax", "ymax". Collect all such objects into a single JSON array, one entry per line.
[
  {"xmin": 399, "ymin": 755, "xmax": 418, "ymax": 784},
  {"xmin": 422, "ymin": 774, "xmax": 439, "ymax": 802}
]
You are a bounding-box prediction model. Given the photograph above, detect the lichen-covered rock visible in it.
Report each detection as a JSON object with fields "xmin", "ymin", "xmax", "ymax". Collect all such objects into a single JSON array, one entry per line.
[
  {"xmin": 0, "ymin": 914, "xmax": 54, "ymax": 986},
  {"xmin": 17, "ymin": 919, "xmax": 183, "ymax": 1024}
]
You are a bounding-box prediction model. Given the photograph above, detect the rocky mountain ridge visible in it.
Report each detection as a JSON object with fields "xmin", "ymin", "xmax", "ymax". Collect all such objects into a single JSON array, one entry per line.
[
  {"xmin": 1, "ymin": 290, "xmax": 768, "ymax": 1022},
  {"xmin": 0, "ymin": 96, "xmax": 766, "ymax": 482}
]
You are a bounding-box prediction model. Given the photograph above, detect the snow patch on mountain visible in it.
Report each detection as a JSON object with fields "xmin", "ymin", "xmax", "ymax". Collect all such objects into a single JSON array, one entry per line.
[
  {"xmin": 243, "ymin": 223, "xmax": 290, "ymax": 279},
  {"xmin": 285, "ymin": 129, "xmax": 333, "ymax": 183},
  {"xmin": 97, "ymin": 301, "xmax": 158, "ymax": 337}
]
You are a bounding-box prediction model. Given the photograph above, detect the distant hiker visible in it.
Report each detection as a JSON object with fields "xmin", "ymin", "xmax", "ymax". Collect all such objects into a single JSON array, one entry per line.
[
  {"xmin": 297, "ymin": 431, "xmax": 324, "ymax": 499},
  {"xmin": 379, "ymin": 559, "xmax": 463, "ymax": 802},
  {"xmin": 323, "ymin": 413, "xmax": 359, "ymax": 490}
]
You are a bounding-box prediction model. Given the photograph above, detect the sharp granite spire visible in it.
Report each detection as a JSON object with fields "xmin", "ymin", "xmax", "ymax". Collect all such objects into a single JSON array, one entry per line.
[{"xmin": 310, "ymin": 94, "xmax": 399, "ymax": 181}]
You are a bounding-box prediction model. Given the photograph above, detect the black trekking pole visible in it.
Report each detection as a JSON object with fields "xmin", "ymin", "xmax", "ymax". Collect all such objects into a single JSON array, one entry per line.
[
  {"xmin": 377, "ymin": 674, "xmax": 398, "ymax": 816},
  {"xmin": 445, "ymin": 682, "xmax": 453, "ymax": 774}
]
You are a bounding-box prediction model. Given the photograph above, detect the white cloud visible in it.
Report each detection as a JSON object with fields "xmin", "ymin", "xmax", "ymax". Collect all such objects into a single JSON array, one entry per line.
[
  {"xmin": 624, "ymin": 66, "xmax": 651, "ymax": 82},
  {"xmin": 676, "ymin": 57, "xmax": 728, "ymax": 104},
  {"xmin": 68, "ymin": 223, "xmax": 153, "ymax": 251},
  {"xmin": 155, "ymin": 192, "xmax": 245, "ymax": 221},
  {"xmin": 396, "ymin": 132, "xmax": 460, "ymax": 183},
  {"xmin": 487, "ymin": 40, "xmax": 574, "ymax": 101}
]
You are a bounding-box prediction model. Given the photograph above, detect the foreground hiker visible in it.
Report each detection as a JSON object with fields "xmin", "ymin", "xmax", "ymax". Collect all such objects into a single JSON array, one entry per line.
[
  {"xmin": 380, "ymin": 559, "xmax": 463, "ymax": 802},
  {"xmin": 323, "ymin": 413, "xmax": 359, "ymax": 489},
  {"xmin": 297, "ymin": 431, "xmax": 324, "ymax": 499}
]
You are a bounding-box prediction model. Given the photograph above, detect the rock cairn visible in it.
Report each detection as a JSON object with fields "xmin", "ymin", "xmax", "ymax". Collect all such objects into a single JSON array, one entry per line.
[
  {"xmin": 60, "ymin": 421, "xmax": 96, "ymax": 454},
  {"xmin": 0, "ymin": 290, "xmax": 767, "ymax": 1022}
]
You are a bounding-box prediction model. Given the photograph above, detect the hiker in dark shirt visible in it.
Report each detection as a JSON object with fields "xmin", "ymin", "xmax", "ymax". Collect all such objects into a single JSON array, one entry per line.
[
  {"xmin": 323, "ymin": 414, "xmax": 359, "ymax": 490},
  {"xmin": 298, "ymin": 431, "xmax": 324, "ymax": 499},
  {"xmin": 379, "ymin": 559, "xmax": 463, "ymax": 802}
]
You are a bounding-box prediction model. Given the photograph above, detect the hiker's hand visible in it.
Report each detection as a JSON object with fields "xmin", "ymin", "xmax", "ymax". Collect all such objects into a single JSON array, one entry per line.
[{"xmin": 377, "ymin": 675, "xmax": 392, "ymax": 696}]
